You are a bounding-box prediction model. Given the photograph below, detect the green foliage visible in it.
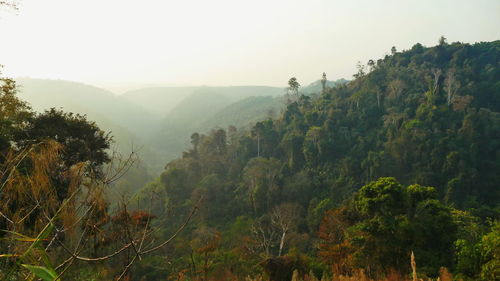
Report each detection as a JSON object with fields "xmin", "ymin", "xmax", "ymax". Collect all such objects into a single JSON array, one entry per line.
[
  {"xmin": 478, "ymin": 221, "xmax": 500, "ymax": 281},
  {"xmin": 21, "ymin": 108, "xmax": 111, "ymax": 170},
  {"xmin": 454, "ymin": 220, "xmax": 500, "ymax": 281},
  {"xmin": 132, "ymin": 40, "xmax": 500, "ymax": 279},
  {"xmin": 318, "ymin": 178, "xmax": 457, "ymax": 277},
  {"xmin": 0, "ymin": 75, "xmax": 119, "ymax": 280},
  {"xmin": 356, "ymin": 177, "xmax": 406, "ymax": 217},
  {"xmin": 455, "ymin": 239, "xmax": 482, "ymax": 279},
  {"xmin": 307, "ymin": 198, "xmax": 334, "ymax": 233},
  {"xmin": 21, "ymin": 264, "xmax": 57, "ymax": 281},
  {"xmin": 1, "ymin": 223, "xmax": 58, "ymax": 280},
  {"xmin": 0, "ymin": 75, "xmax": 32, "ymax": 152}
]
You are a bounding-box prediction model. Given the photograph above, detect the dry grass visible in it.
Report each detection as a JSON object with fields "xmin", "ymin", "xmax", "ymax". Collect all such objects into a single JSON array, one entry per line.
[
  {"xmin": 411, "ymin": 251, "xmax": 417, "ymax": 281},
  {"xmin": 236, "ymin": 252, "xmax": 454, "ymax": 281},
  {"xmin": 438, "ymin": 267, "xmax": 453, "ymax": 281},
  {"xmin": 242, "ymin": 270, "xmax": 453, "ymax": 281}
]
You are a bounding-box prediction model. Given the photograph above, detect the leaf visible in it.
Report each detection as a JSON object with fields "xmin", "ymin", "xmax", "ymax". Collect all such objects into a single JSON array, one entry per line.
[
  {"xmin": 0, "ymin": 237, "xmax": 49, "ymax": 242},
  {"xmin": 0, "ymin": 254, "xmax": 19, "ymax": 258},
  {"xmin": 32, "ymin": 223, "xmax": 54, "ymax": 249},
  {"xmin": 1, "ymin": 229, "xmax": 32, "ymax": 239},
  {"xmin": 39, "ymin": 248, "xmax": 54, "ymax": 270},
  {"xmin": 21, "ymin": 264, "xmax": 57, "ymax": 281},
  {"xmin": 21, "ymin": 222, "xmax": 54, "ymax": 258}
]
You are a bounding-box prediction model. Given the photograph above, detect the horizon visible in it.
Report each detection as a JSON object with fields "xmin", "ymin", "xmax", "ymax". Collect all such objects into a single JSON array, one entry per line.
[{"xmin": 14, "ymin": 75, "xmax": 351, "ymax": 95}]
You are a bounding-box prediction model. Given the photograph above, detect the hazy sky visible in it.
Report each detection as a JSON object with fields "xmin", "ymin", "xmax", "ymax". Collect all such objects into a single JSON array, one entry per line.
[{"xmin": 0, "ymin": 0, "xmax": 499, "ymax": 92}]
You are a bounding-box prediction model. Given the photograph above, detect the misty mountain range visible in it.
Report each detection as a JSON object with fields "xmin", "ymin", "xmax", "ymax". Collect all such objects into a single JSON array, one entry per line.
[{"xmin": 16, "ymin": 77, "xmax": 347, "ymax": 172}]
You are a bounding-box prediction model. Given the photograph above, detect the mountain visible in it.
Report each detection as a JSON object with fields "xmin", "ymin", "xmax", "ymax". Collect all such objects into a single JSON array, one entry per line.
[
  {"xmin": 14, "ymin": 78, "xmax": 165, "ymax": 178},
  {"xmin": 16, "ymin": 79, "xmax": 287, "ymax": 171},
  {"xmin": 121, "ymin": 85, "xmax": 284, "ymax": 117},
  {"xmin": 150, "ymin": 86, "xmax": 285, "ymax": 161},
  {"xmin": 132, "ymin": 40, "xmax": 500, "ymax": 279},
  {"xmin": 16, "ymin": 78, "xmax": 162, "ymax": 138},
  {"xmin": 301, "ymin": 78, "xmax": 349, "ymax": 94},
  {"xmin": 121, "ymin": 86, "xmax": 199, "ymax": 117},
  {"xmin": 200, "ymin": 95, "xmax": 284, "ymax": 130}
]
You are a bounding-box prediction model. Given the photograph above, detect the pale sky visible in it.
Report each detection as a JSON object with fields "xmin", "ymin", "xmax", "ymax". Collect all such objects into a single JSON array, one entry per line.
[{"xmin": 0, "ymin": 0, "xmax": 499, "ymax": 92}]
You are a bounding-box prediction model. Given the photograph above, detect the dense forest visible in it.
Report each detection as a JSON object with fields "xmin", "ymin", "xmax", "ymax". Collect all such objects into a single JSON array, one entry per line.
[{"xmin": 1, "ymin": 39, "xmax": 499, "ymax": 281}]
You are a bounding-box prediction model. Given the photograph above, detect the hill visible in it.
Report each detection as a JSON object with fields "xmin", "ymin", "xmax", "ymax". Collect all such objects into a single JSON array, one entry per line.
[
  {"xmin": 121, "ymin": 85, "xmax": 283, "ymax": 117},
  {"xmin": 149, "ymin": 86, "xmax": 285, "ymax": 161},
  {"xmin": 200, "ymin": 95, "xmax": 284, "ymax": 130},
  {"xmin": 121, "ymin": 86, "xmax": 199, "ymax": 116},
  {"xmin": 16, "ymin": 78, "xmax": 162, "ymax": 139},
  {"xmin": 301, "ymin": 78, "xmax": 349, "ymax": 94},
  {"xmin": 16, "ymin": 79, "xmax": 289, "ymax": 172},
  {"xmin": 133, "ymin": 39, "xmax": 500, "ymax": 279}
]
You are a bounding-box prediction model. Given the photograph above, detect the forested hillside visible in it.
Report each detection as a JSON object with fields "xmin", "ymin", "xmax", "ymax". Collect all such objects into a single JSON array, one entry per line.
[
  {"xmin": 131, "ymin": 39, "xmax": 499, "ymax": 280},
  {"xmin": 1, "ymin": 39, "xmax": 498, "ymax": 281},
  {"xmin": 15, "ymin": 80, "xmax": 287, "ymax": 173},
  {"xmin": 2, "ymin": 0, "xmax": 499, "ymax": 279},
  {"xmin": 301, "ymin": 78, "xmax": 349, "ymax": 94}
]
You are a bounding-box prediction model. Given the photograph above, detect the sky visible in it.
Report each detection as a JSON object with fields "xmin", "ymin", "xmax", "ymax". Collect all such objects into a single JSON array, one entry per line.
[{"xmin": 0, "ymin": 0, "xmax": 499, "ymax": 93}]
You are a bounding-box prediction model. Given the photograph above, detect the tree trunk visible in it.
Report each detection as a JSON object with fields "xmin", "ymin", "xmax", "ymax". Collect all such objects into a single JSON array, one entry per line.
[
  {"xmin": 257, "ymin": 134, "xmax": 260, "ymax": 157},
  {"xmin": 278, "ymin": 230, "xmax": 286, "ymax": 256}
]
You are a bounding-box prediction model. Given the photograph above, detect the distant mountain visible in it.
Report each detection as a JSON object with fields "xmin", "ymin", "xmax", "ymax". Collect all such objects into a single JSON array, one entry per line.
[
  {"xmin": 15, "ymin": 79, "xmax": 287, "ymax": 170},
  {"xmin": 200, "ymin": 96, "xmax": 283, "ymax": 130},
  {"xmin": 18, "ymin": 79, "xmax": 361, "ymax": 171},
  {"xmin": 14, "ymin": 78, "xmax": 166, "ymax": 196},
  {"xmin": 16, "ymin": 78, "xmax": 161, "ymax": 138},
  {"xmin": 15, "ymin": 78, "xmax": 165, "ymax": 176},
  {"xmin": 121, "ymin": 87, "xmax": 199, "ymax": 117},
  {"xmin": 122, "ymin": 85, "xmax": 283, "ymax": 117},
  {"xmin": 163, "ymin": 86, "xmax": 283, "ymax": 125},
  {"xmin": 150, "ymin": 86, "xmax": 285, "ymax": 161},
  {"xmin": 301, "ymin": 78, "xmax": 349, "ymax": 94}
]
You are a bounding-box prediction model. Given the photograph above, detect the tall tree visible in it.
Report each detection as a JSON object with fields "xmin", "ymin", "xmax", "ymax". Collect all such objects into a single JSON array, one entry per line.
[
  {"xmin": 288, "ymin": 77, "xmax": 300, "ymax": 97},
  {"xmin": 271, "ymin": 203, "xmax": 302, "ymax": 256}
]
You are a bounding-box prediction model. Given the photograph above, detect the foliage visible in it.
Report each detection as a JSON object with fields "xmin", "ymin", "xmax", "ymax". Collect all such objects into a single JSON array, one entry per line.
[
  {"xmin": 133, "ymin": 39, "xmax": 500, "ymax": 280},
  {"xmin": 0, "ymin": 74, "xmax": 193, "ymax": 281},
  {"xmin": 318, "ymin": 178, "xmax": 457, "ymax": 277},
  {"xmin": 2, "ymin": 38, "xmax": 499, "ymax": 280},
  {"xmin": 478, "ymin": 221, "xmax": 500, "ymax": 280}
]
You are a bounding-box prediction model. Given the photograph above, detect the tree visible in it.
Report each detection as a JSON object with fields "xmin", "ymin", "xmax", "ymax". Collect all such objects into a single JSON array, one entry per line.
[
  {"xmin": 367, "ymin": 59, "xmax": 375, "ymax": 72},
  {"xmin": 303, "ymin": 126, "xmax": 323, "ymax": 164},
  {"xmin": 0, "ymin": 70, "xmax": 32, "ymax": 153},
  {"xmin": 478, "ymin": 221, "xmax": 499, "ymax": 281},
  {"xmin": 251, "ymin": 216, "xmax": 278, "ymax": 259},
  {"xmin": 318, "ymin": 207, "xmax": 353, "ymax": 276},
  {"xmin": 190, "ymin": 227, "xmax": 221, "ymax": 281},
  {"xmin": 321, "ymin": 72, "xmax": 327, "ymax": 93},
  {"xmin": 17, "ymin": 108, "xmax": 112, "ymax": 200},
  {"xmin": 288, "ymin": 77, "xmax": 300, "ymax": 97},
  {"xmin": 439, "ymin": 36, "xmax": 448, "ymax": 46},
  {"xmin": 444, "ymin": 68, "xmax": 460, "ymax": 106},
  {"xmin": 353, "ymin": 61, "xmax": 366, "ymax": 79},
  {"xmin": 387, "ymin": 79, "xmax": 405, "ymax": 102},
  {"xmin": 430, "ymin": 68, "xmax": 442, "ymax": 97},
  {"xmin": 319, "ymin": 178, "xmax": 457, "ymax": 277},
  {"xmin": 271, "ymin": 203, "xmax": 302, "ymax": 256},
  {"xmin": 243, "ymin": 157, "xmax": 281, "ymax": 214},
  {"xmin": 190, "ymin": 132, "xmax": 200, "ymax": 154},
  {"xmin": 0, "ymin": 138, "xmax": 197, "ymax": 280}
]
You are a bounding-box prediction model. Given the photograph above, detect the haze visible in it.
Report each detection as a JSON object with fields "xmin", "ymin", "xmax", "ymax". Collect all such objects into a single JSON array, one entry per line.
[{"xmin": 1, "ymin": 0, "xmax": 499, "ymax": 92}]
